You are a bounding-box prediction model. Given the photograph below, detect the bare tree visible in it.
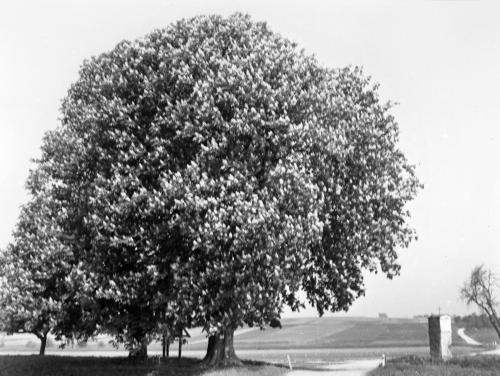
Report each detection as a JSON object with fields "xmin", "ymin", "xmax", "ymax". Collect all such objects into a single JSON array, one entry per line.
[{"xmin": 460, "ymin": 265, "xmax": 500, "ymax": 339}]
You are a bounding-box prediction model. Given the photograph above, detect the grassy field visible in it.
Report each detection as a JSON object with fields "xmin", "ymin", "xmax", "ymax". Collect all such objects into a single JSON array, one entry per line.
[
  {"xmin": 183, "ymin": 317, "xmax": 443, "ymax": 350},
  {"xmin": 369, "ymin": 355, "xmax": 500, "ymax": 376},
  {"xmin": 0, "ymin": 316, "xmax": 494, "ymax": 369},
  {"xmin": 1, "ymin": 316, "xmax": 487, "ymax": 354},
  {"xmin": 231, "ymin": 317, "xmax": 478, "ymax": 349},
  {"xmin": 0, "ymin": 356, "xmax": 287, "ymax": 376}
]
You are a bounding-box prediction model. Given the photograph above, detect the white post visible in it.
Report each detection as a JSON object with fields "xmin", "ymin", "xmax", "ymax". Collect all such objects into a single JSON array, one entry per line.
[
  {"xmin": 286, "ymin": 355, "xmax": 293, "ymax": 370},
  {"xmin": 381, "ymin": 353, "xmax": 386, "ymax": 367},
  {"xmin": 428, "ymin": 315, "xmax": 452, "ymax": 362}
]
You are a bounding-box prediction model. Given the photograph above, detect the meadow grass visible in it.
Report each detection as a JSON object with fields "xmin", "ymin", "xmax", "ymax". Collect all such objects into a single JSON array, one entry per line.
[
  {"xmin": 4, "ymin": 318, "xmax": 496, "ymax": 354},
  {"xmin": 368, "ymin": 355, "xmax": 500, "ymax": 376},
  {"xmin": 0, "ymin": 356, "xmax": 287, "ymax": 376}
]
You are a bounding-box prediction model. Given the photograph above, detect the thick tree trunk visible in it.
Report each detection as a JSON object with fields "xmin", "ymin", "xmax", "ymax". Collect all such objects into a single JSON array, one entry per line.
[
  {"xmin": 222, "ymin": 328, "xmax": 236, "ymax": 361},
  {"xmin": 203, "ymin": 335, "xmax": 219, "ymax": 363},
  {"xmin": 492, "ymin": 322, "xmax": 500, "ymax": 340},
  {"xmin": 39, "ymin": 335, "xmax": 47, "ymax": 356},
  {"xmin": 489, "ymin": 309, "xmax": 500, "ymax": 341},
  {"xmin": 487, "ymin": 312, "xmax": 500, "ymax": 340},
  {"xmin": 202, "ymin": 328, "xmax": 242, "ymax": 367},
  {"xmin": 481, "ymin": 305, "xmax": 500, "ymax": 341},
  {"xmin": 139, "ymin": 342, "xmax": 148, "ymax": 359},
  {"xmin": 129, "ymin": 341, "xmax": 148, "ymax": 360}
]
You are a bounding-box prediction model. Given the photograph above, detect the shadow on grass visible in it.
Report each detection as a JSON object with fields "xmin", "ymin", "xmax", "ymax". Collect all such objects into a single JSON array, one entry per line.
[{"xmin": 0, "ymin": 356, "xmax": 288, "ymax": 376}]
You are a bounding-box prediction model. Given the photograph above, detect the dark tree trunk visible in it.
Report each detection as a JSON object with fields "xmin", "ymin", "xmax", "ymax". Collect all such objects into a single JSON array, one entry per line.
[
  {"xmin": 492, "ymin": 322, "xmax": 500, "ymax": 340},
  {"xmin": 39, "ymin": 335, "xmax": 47, "ymax": 356},
  {"xmin": 138, "ymin": 342, "xmax": 148, "ymax": 359},
  {"xmin": 34, "ymin": 330, "xmax": 49, "ymax": 356},
  {"xmin": 162, "ymin": 335, "xmax": 166, "ymax": 359},
  {"xmin": 489, "ymin": 308, "xmax": 500, "ymax": 341},
  {"xmin": 202, "ymin": 328, "xmax": 241, "ymax": 367},
  {"xmin": 161, "ymin": 334, "xmax": 171, "ymax": 359},
  {"xmin": 129, "ymin": 341, "xmax": 148, "ymax": 360},
  {"xmin": 486, "ymin": 311, "xmax": 500, "ymax": 340},
  {"xmin": 480, "ymin": 302, "xmax": 500, "ymax": 341},
  {"xmin": 203, "ymin": 335, "xmax": 219, "ymax": 363},
  {"xmin": 178, "ymin": 332, "xmax": 182, "ymax": 360}
]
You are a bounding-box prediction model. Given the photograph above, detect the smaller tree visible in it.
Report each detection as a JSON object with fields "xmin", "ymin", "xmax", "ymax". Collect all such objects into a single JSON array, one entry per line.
[
  {"xmin": 460, "ymin": 265, "xmax": 500, "ymax": 339},
  {"xmin": 0, "ymin": 243, "xmax": 53, "ymax": 355},
  {"xmin": 0, "ymin": 173, "xmax": 78, "ymax": 355}
]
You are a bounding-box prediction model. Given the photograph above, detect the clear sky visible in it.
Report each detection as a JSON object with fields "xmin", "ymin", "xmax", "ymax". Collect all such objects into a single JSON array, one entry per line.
[{"xmin": 1, "ymin": 0, "xmax": 499, "ymax": 318}]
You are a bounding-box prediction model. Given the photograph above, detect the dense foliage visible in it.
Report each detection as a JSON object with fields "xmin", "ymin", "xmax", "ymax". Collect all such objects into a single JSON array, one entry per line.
[{"xmin": 0, "ymin": 13, "xmax": 419, "ymax": 360}]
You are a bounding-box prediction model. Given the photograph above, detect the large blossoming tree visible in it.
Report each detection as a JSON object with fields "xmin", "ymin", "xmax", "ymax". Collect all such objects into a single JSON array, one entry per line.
[{"xmin": 6, "ymin": 13, "xmax": 420, "ymax": 363}]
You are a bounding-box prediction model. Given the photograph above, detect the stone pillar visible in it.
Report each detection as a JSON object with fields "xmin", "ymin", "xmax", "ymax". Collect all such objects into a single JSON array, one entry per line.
[{"xmin": 428, "ymin": 315, "xmax": 452, "ymax": 362}]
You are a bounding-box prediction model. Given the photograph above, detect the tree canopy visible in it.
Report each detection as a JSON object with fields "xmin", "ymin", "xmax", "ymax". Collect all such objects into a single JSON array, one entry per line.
[{"xmin": 1, "ymin": 13, "xmax": 420, "ymax": 362}]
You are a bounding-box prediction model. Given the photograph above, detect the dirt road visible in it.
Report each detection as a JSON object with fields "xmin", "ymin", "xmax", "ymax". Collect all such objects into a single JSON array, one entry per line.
[
  {"xmin": 288, "ymin": 359, "xmax": 381, "ymax": 376},
  {"xmin": 457, "ymin": 328, "xmax": 481, "ymax": 345}
]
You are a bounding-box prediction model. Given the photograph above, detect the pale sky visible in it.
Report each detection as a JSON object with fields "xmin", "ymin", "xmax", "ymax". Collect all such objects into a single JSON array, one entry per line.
[{"xmin": 1, "ymin": 0, "xmax": 499, "ymax": 318}]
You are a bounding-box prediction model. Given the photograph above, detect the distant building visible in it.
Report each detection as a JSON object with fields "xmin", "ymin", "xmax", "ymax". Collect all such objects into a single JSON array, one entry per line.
[{"xmin": 378, "ymin": 313, "xmax": 389, "ymax": 319}]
